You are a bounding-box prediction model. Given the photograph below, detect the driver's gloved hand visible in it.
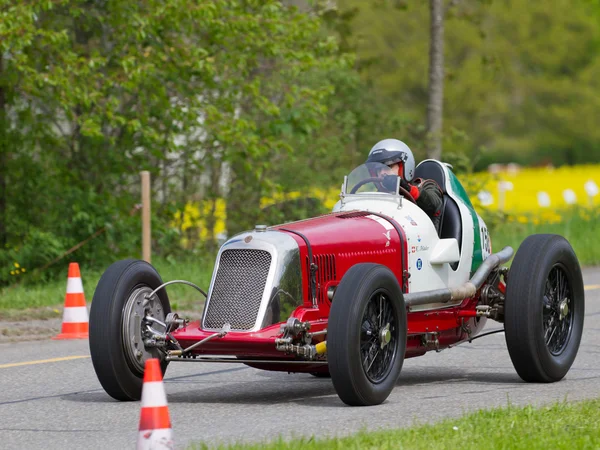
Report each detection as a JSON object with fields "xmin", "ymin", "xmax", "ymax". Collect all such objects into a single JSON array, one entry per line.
[
  {"xmin": 382, "ymin": 175, "xmax": 399, "ymax": 191},
  {"xmin": 399, "ymin": 177, "xmax": 412, "ymax": 192}
]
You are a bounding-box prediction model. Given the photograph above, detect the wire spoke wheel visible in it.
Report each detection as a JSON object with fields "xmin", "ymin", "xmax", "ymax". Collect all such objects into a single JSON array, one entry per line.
[
  {"xmin": 122, "ymin": 286, "xmax": 167, "ymax": 374},
  {"xmin": 328, "ymin": 264, "xmax": 407, "ymax": 406},
  {"xmin": 542, "ymin": 265, "xmax": 573, "ymax": 355},
  {"xmin": 360, "ymin": 292, "xmax": 397, "ymax": 383},
  {"xmin": 505, "ymin": 234, "xmax": 584, "ymax": 383},
  {"xmin": 89, "ymin": 259, "xmax": 171, "ymax": 401}
]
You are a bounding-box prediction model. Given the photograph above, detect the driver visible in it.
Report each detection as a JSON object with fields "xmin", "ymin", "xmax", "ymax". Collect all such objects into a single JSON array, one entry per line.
[{"xmin": 366, "ymin": 138, "xmax": 443, "ymax": 232}]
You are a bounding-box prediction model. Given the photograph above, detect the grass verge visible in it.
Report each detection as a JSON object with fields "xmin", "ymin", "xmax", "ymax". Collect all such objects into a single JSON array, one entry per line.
[
  {"xmin": 0, "ymin": 256, "xmax": 214, "ymax": 317},
  {"xmin": 489, "ymin": 208, "xmax": 600, "ymax": 265},
  {"xmin": 189, "ymin": 398, "xmax": 600, "ymax": 450}
]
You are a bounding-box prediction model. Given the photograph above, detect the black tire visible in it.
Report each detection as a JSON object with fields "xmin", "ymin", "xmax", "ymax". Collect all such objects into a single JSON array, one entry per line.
[
  {"xmin": 505, "ymin": 234, "xmax": 584, "ymax": 382},
  {"xmin": 328, "ymin": 264, "xmax": 407, "ymax": 406},
  {"xmin": 89, "ymin": 259, "xmax": 171, "ymax": 401}
]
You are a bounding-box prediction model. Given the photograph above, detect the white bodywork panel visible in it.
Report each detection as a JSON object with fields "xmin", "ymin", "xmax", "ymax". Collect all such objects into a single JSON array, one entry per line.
[
  {"xmin": 332, "ymin": 161, "xmax": 488, "ymax": 311},
  {"xmin": 430, "ymin": 239, "xmax": 460, "ymax": 264}
]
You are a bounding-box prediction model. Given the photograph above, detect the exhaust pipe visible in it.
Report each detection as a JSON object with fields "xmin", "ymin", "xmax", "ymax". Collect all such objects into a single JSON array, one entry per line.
[{"xmin": 404, "ymin": 246, "xmax": 514, "ymax": 307}]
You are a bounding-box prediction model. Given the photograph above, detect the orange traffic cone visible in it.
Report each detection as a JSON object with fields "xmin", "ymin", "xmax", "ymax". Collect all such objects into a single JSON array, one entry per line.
[
  {"xmin": 137, "ymin": 358, "xmax": 174, "ymax": 450},
  {"xmin": 53, "ymin": 262, "xmax": 89, "ymax": 340}
]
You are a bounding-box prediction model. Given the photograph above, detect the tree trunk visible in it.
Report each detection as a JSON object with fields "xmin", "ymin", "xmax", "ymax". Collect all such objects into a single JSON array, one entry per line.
[
  {"xmin": 180, "ymin": 148, "xmax": 190, "ymax": 244},
  {"xmin": 0, "ymin": 54, "xmax": 7, "ymax": 248},
  {"xmin": 226, "ymin": 158, "xmax": 261, "ymax": 237},
  {"xmin": 426, "ymin": 0, "xmax": 445, "ymax": 160},
  {"xmin": 204, "ymin": 156, "xmax": 222, "ymax": 253}
]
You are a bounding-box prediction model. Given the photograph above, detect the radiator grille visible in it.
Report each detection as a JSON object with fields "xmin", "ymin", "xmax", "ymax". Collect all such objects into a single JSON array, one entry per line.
[
  {"xmin": 204, "ymin": 249, "xmax": 272, "ymax": 330},
  {"xmin": 307, "ymin": 254, "xmax": 337, "ymax": 304}
]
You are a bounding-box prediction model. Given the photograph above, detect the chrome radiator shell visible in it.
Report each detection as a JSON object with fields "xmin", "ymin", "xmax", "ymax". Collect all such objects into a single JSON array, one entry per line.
[{"xmin": 201, "ymin": 230, "xmax": 303, "ymax": 332}]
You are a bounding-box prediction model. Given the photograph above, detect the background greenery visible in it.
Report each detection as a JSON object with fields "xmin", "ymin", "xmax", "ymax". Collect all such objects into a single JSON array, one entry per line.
[{"xmin": 2, "ymin": 0, "xmax": 600, "ymax": 287}]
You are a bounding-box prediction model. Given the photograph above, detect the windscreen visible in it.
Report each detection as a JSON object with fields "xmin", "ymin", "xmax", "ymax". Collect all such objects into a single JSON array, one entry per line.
[{"xmin": 345, "ymin": 162, "xmax": 399, "ymax": 194}]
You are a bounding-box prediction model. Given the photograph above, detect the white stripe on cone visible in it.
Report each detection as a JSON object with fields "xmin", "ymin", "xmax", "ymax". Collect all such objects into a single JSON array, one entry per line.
[
  {"xmin": 140, "ymin": 381, "xmax": 168, "ymax": 408},
  {"xmin": 137, "ymin": 428, "xmax": 173, "ymax": 450},
  {"xmin": 66, "ymin": 277, "xmax": 84, "ymax": 294},
  {"xmin": 62, "ymin": 306, "xmax": 89, "ymax": 323}
]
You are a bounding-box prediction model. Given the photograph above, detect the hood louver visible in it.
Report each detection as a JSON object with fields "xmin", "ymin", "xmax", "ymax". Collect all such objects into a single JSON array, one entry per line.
[{"xmin": 306, "ymin": 254, "xmax": 337, "ymax": 304}]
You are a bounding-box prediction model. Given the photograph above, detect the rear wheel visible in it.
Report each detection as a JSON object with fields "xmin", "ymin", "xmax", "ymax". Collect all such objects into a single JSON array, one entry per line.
[
  {"xmin": 328, "ymin": 264, "xmax": 407, "ymax": 406},
  {"xmin": 89, "ymin": 259, "xmax": 171, "ymax": 401},
  {"xmin": 505, "ymin": 234, "xmax": 584, "ymax": 382}
]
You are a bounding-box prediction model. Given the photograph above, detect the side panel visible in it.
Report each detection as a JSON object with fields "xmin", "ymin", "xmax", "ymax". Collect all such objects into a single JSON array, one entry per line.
[
  {"xmin": 446, "ymin": 169, "xmax": 490, "ymax": 274},
  {"xmin": 333, "ymin": 197, "xmax": 447, "ymax": 293},
  {"xmin": 275, "ymin": 213, "xmax": 405, "ymax": 311}
]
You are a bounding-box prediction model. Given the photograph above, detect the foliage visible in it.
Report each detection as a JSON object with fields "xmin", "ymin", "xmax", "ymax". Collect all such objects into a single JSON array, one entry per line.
[
  {"xmin": 258, "ymin": 197, "xmax": 329, "ymax": 227},
  {"xmin": 489, "ymin": 207, "xmax": 600, "ymax": 265},
  {"xmin": 0, "ymin": 229, "xmax": 63, "ymax": 285},
  {"xmin": 0, "ymin": 0, "xmax": 350, "ymax": 284},
  {"xmin": 2, "ymin": 0, "xmax": 600, "ymax": 285},
  {"xmin": 334, "ymin": 0, "xmax": 600, "ymax": 168},
  {"xmin": 0, "ymin": 254, "xmax": 214, "ymax": 312}
]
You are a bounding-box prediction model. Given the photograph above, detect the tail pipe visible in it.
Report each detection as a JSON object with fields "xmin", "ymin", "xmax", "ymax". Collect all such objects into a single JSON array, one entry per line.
[{"xmin": 404, "ymin": 246, "xmax": 514, "ymax": 308}]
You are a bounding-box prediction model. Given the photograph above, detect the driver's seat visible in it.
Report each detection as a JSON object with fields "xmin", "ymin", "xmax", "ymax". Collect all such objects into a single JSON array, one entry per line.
[{"xmin": 414, "ymin": 161, "xmax": 463, "ymax": 268}]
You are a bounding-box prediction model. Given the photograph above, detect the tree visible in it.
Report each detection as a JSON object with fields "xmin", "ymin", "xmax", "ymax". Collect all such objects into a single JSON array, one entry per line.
[
  {"xmin": 426, "ymin": 0, "xmax": 445, "ymax": 160},
  {"xmin": 330, "ymin": 0, "xmax": 600, "ymax": 167},
  {"xmin": 205, "ymin": 1, "xmax": 350, "ymax": 235},
  {"xmin": 0, "ymin": 0, "xmax": 352, "ymax": 281}
]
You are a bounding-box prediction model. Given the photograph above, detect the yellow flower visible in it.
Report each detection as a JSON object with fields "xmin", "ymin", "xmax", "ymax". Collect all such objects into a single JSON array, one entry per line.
[
  {"xmin": 465, "ymin": 164, "xmax": 600, "ymax": 214},
  {"xmin": 516, "ymin": 215, "xmax": 529, "ymax": 224},
  {"xmin": 14, "ymin": 262, "xmax": 20, "ymax": 268},
  {"xmin": 21, "ymin": 268, "xmax": 26, "ymax": 273},
  {"xmin": 10, "ymin": 270, "xmax": 15, "ymax": 275}
]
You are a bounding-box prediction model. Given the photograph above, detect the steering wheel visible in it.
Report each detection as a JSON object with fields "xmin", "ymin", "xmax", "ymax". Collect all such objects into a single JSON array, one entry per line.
[{"xmin": 349, "ymin": 177, "xmax": 417, "ymax": 204}]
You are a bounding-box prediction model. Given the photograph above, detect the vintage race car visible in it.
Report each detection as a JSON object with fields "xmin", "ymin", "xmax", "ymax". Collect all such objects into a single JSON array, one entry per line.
[{"xmin": 89, "ymin": 160, "xmax": 585, "ymax": 406}]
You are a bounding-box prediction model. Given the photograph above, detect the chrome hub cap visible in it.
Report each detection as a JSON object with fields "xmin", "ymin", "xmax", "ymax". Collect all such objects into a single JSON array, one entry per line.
[
  {"xmin": 379, "ymin": 324, "xmax": 392, "ymax": 349},
  {"xmin": 559, "ymin": 299, "xmax": 570, "ymax": 320},
  {"xmin": 122, "ymin": 286, "xmax": 166, "ymax": 373}
]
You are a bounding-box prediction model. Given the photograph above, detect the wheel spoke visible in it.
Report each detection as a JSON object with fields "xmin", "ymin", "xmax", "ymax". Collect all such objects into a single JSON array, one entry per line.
[
  {"xmin": 366, "ymin": 349, "xmax": 380, "ymax": 373},
  {"xmin": 556, "ymin": 270, "xmax": 562, "ymax": 306},
  {"xmin": 546, "ymin": 326, "xmax": 556, "ymax": 348},
  {"xmin": 361, "ymin": 336, "xmax": 376, "ymax": 352},
  {"xmin": 362, "ymin": 341, "xmax": 376, "ymax": 367},
  {"xmin": 359, "ymin": 288, "xmax": 399, "ymax": 383},
  {"xmin": 542, "ymin": 265, "xmax": 573, "ymax": 355}
]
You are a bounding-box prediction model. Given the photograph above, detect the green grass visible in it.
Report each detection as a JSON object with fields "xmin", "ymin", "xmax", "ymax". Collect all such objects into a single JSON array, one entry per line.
[
  {"xmin": 490, "ymin": 209, "xmax": 600, "ymax": 265},
  {"xmin": 188, "ymin": 398, "xmax": 600, "ymax": 450},
  {"xmin": 0, "ymin": 256, "xmax": 215, "ymax": 317}
]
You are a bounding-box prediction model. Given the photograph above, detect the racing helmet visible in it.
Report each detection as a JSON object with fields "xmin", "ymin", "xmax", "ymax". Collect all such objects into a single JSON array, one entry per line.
[{"xmin": 366, "ymin": 139, "xmax": 416, "ymax": 182}]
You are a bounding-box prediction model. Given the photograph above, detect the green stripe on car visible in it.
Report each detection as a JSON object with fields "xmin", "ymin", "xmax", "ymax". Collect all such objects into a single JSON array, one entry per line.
[{"xmin": 447, "ymin": 170, "xmax": 483, "ymax": 275}]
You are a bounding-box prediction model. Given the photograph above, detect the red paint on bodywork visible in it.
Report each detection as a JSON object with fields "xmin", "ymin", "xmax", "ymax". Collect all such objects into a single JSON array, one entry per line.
[
  {"xmin": 168, "ymin": 212, "xmax": 482, "ymax": 371},
  {"xmin": 274, "ymin": 212, "xmax": 407, "ymax": 311}
]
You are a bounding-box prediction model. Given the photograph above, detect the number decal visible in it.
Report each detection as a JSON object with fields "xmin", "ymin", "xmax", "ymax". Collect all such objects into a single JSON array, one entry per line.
[{"xmin": 481, "ymin": 226, "xmax": 491, "ymax": 259}]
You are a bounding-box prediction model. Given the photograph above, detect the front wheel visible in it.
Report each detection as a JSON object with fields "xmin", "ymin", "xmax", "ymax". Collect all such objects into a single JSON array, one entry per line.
[
  {"xmin": 328, "ymin": 264, "xmax": 407, "ymax": 406},
  {"xmin": 504, "ymin": 234, "xmax": 584, "ymax": 382},
  {"xmin": 89, "ymin": 259, "xmax": 171, "ymax": 401}
]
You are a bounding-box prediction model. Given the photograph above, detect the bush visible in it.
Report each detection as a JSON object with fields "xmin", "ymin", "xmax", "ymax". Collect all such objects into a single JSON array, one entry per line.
[
  {"xmin": 0, "ymin": 229, "xmax": 65, "ymax": 285},
  {"xmin": 258, "ymin": 197, "xmax": 328, "ymax": 226}
]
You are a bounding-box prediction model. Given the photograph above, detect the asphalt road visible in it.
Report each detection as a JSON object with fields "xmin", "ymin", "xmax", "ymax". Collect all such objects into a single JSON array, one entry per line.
[{"xmin": 2, "ymin": 268, "xmax": 600, "ymax": 450}]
